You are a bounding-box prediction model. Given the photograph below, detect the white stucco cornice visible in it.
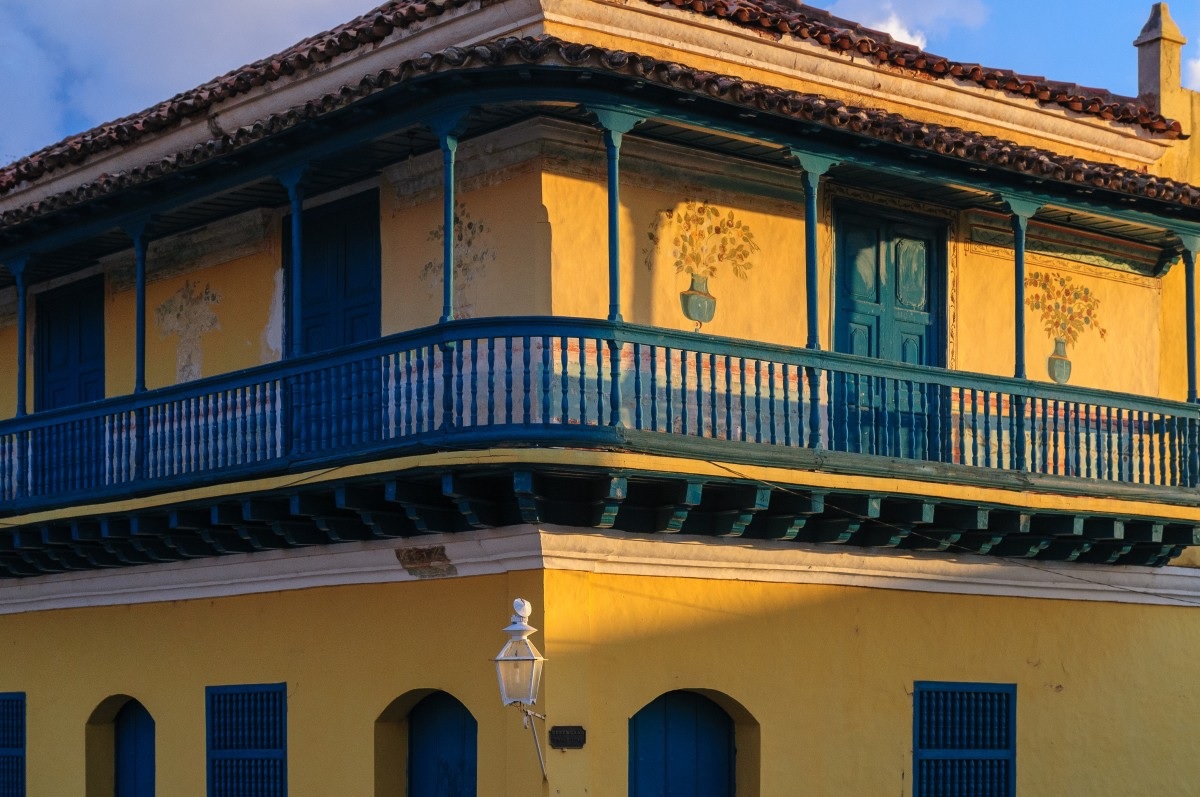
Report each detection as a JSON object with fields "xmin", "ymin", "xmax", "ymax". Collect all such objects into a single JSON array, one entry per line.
[
  {"xmin": 544, "ymin": 0, "xmax": 1170, "ymax": 166},
  {"xmin": 0, "ymin": 0, "xmax": 1176, "ymax": 217},
  {"xmin": 0, "ymin": 525, "xmax": 1197, "ymax": 615}
]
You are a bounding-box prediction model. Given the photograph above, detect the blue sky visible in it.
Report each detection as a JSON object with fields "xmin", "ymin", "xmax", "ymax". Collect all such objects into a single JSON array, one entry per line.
[{"xmin": 0, "ymin": 0, "xmax": 1196, "ymax": 166}]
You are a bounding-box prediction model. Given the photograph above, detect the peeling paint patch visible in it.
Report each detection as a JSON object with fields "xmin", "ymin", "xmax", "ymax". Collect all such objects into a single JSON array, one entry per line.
[
  {"xmin": 395, "ymin": 545, "xmax": 458, "ymax": 579},
  {"xmin": 262, "ymin": 268, "xmax": 283, "ymax": 361},
  {"xmin": 156, "ymin": 281, "xmax": 220, "ymax": 383}
]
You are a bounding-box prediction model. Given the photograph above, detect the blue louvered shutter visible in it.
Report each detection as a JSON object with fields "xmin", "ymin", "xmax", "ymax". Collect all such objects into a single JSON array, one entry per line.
[
  {"xmin": 0, "ymin": 693, "xmax": 24, "ymax": 797},
  {"xmin": 206, "ymin": 683, "xmax": 286, "ymax": 797},
  {"xmin": 914, "ymin": 682, "xmax": 1015, "ymax": 797}
]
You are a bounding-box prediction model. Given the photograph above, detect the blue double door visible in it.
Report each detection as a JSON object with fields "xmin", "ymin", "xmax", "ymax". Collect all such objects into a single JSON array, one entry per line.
[
  {"xmin": 293, "ymin": 190, "xmax": 381, "ymax": 355},
  {"xmin": 833, "ymin": 210, "xmax": 946, "ymax": 459},
  {"xmin": 286, "ymin": 190, "xmax": 382, "ymax": 452},
  {"xmin": 115, "ymin": 699, "xmax": 155, "ymax": 797},
  {"xmin": 409, "ymin": 692, "xmax": 477, "ymax": 797},
  {"xmin": 35, "ymin": 276, "xmax": 105, "ymax": 411},
  {"xmin": 629, "ymin": 691, "xmax": 734, "ymax": 797}
]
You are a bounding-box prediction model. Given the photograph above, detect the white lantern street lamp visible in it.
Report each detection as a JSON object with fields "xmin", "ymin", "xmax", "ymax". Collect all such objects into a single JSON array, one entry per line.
[{"xmin": 494, "ymin": 597, "xmax": 548, "ymax": 780}]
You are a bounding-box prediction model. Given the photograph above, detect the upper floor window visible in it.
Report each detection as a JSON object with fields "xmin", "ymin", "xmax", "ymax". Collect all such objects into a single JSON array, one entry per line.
[
  {"xmin": 913, "ymin": 681, "xmax": 1016, "ymax": 797},
  {"xmin": 206, "ymin": 683, "xmax": 286, "ymax": 797}
]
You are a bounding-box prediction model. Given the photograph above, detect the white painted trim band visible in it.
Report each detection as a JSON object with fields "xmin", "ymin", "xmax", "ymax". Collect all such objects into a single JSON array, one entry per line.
[{"xmin": 0, "ymin": 526, "xmax": 1197, "ymax": 614}]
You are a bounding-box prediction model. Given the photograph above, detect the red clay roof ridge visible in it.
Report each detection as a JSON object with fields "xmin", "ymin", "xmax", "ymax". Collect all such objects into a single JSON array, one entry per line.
[
  {"xmin": 0, "ymin": 0, "xmax": 465, "ymax": 195},
  {"xmin": 1, "ymin": 34, "xmax": 1197, "ymax": 230},
  {"xmin": 0, "ymin": 0, "xmax": 1183, "ymax": 199},
  {"xmin": 639, "ymin": 0, "xmax": 1177, "ymax": 134}
]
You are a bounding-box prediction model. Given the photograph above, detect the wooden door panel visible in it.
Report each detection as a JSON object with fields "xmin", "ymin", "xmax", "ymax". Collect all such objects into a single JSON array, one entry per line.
[{"xmin": 35, "ymin": 277, "xmax": 105, "ymax": 411}]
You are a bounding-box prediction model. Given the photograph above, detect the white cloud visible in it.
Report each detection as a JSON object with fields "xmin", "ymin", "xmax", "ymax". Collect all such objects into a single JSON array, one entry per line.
[
  {"xmin": 824, "ymin": 0, "xmax": 987, "ymax": 48},
  {"xmin": 871, "ymin": 11, "xmax": 927, "ymax": 49},
  {"xmin": 1187, "ymin": 56, "xmax": 1200, "ymax": 92},
  {"xmin": 0, "ymin": 0, "xmax": 375, "ymax": 165}
]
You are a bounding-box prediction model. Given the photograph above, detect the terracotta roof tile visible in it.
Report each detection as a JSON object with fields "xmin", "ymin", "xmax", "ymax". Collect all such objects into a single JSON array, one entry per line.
[
  {"xmin": 1, "ymin": 35, "xmax": 1197, "ymax": 232},
  {"xmin": 0, "ymin": 0, "xmax": 1180, "ymax": 199},
  {"xmin": 0, "ymin": 0, "xmax": 466, "ymax": 195},
  {"xmin": 642, "ymin": 0, "xmax": 1179, "ymax": 137}
]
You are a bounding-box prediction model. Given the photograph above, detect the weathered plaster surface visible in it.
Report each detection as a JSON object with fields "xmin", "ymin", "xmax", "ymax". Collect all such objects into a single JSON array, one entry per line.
[{"xmin": 155, "ymin": 281, "xmax": 220, "ymax": 382}]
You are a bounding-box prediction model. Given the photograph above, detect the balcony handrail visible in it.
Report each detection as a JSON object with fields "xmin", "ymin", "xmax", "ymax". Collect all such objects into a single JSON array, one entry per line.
[
  {"xmin": 2, "ymin": 315, "xmax": 1198, "ymax": 513},
  {"xmin": 4, "ymin": 315, "xmax": 1195, "ymax": 434}
]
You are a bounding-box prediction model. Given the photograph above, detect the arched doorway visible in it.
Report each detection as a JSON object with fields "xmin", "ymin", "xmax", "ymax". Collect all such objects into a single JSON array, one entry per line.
[
  {"xmin": 114, "ymin": 699, "xmax": 155, "ymax": 797},
  {"xmin": 87, "ymin": 695, "xmax": 154, "ymax": 797},
  {"xmin": 375, "ymin": 690, "xmax": 477, "ymax": 797},
  {"xmin": 629, "ymin": 690, "xmax": 734, "ymax": 797}
]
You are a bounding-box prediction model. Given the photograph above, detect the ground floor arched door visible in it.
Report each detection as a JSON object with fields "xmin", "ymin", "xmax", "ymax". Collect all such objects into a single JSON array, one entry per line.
[
  {"xmin": 408, "ymin": 691, "xmax": 477, "ymax": 797},
  {"xmin": 629, "ymin": 690, "xmax": 734, "ymax": 797},
  {"xmin": 114, "ymin": 699, "xmax": 154, "ymax": 797}
]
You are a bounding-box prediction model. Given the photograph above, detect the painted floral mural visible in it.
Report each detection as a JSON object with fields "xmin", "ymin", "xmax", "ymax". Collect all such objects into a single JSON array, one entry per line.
[
  {"xmin": 643, "ymin": 200, "xmax": 759, "ymax": 280},
  {"xmin": 156, "ymin": 280, "xmax": 221, "ymax": 382},
  {"xmin": 1024, "ymin": 270, "xmax": 1107, "ymax": 347},
  {"xmin": 642, "ymin": 200, "xmax": 759, "ymax": 328},
  {"xmin": 421, "ymin": 200, "xmax": 496, "ymax": 319}
]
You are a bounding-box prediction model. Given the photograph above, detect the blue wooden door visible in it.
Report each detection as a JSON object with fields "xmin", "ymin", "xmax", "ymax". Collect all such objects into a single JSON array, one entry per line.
[
  {"xmin": 408, "ymin": 692, "xmax": 477, "ymax": 797},
  {"xmin": 834, "ymin": 212, "xmax": 945, "ymax": 459},
  {"xmin": 297, "ymin": 191, "xmax": 381, "ymax": 354},
  {"xmin": 629, "ymin": 691, "xmax": 734, "ymax": 797},
  {"xmin": 115, "ymin": 699, "xmax": 154, "ymax": 797},
  {"xmin": 35, "ymin": 277, "xmax": 105, "ymax": 411}
]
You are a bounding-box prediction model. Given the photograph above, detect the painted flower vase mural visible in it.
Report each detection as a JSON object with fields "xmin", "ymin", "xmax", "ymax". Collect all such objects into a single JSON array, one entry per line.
[
  {"xmin": 644, "ymin": 200, "xmax": 758, "ymax": 330},
  {"xmin": 1024, "ymin": 270, "xmax": 1106, "ymax": 384},
  {"xmin": 156, "ymin": 281, "xmax": 221, "ymax": 383},
  {"xmin": 421, "ymin": 200, "xmax": 496, "ymax": 319}
]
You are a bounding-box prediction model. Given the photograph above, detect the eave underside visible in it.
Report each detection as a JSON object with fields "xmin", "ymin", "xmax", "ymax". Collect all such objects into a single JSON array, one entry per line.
[
  {"xmin": 0, "ymin": 47, "xmax": 1195, "ymax": 289},
  {"xmin": 1, "ymin": 458, "xmax": 1194, "ymax": 578}
]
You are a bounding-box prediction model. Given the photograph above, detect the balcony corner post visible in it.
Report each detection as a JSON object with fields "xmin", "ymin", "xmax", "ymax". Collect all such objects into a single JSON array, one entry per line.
[
  {"xmin": 1002, "ymin": 195, "xmax": 1041, "ymax": 381},
  {"xmin": 1180, "ymin": 235, "xmax": 1200, "ymax": 486},
  {"xmin": 124, "ymin": 219, "xmax": 152, "ymax": 395},
  {"xmin": 277, "ymin": 165, "xmax": 307, "ymax": 360},
  {"xmin": 588, "ymin": 107, "xmax": 644, "ymax": 324},
  {"xmin": 9, "ymin": 257, "xmax": 28, "ymax": 418},
  {"xmin": 790, "ymin": 149, "xmax": 838, "ymax": 350},
  {"xmin": 430, "ymin": 110, "xmax": 471, "ymax": 325},
  {"xmin": 1180, "ymin": 235, "xmax": 1200, "ymax": 404},
  {"xmin": 1002, "ymin": 195, "xmax": 1041, "ymax": 473}
]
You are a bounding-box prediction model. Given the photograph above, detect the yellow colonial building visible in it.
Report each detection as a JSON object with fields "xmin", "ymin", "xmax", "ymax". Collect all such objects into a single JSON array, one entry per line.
[{"xmin": 1, "ymin": 1, "xmax": 1200, "ymax": 795}]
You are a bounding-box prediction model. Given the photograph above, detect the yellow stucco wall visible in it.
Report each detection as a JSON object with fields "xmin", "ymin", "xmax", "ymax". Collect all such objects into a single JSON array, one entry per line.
[
  {"xmin": 3, "ymin": 566, "xmax": 1199, "ymax": 795},
  {"xmin": 1, "ymin": 572, "xmax": 544, "ymax": 796},
  {"xmin": 542, "ymin": 568, "xmax": 1200, "ymax": 796},
  {"xmin": 0, "ymin": 323, "xmax": 15, "ymax": 419},
  {"xmin": 382, "ymin": 168, "xmax": 550, "ymax": 332},
  {"xmin": 544, "ymin": 167, "xmax": 811, "ymax": 346},
  {"xmin": 105, "ymin": 247, "xmax": 281, "ymax": 395}
]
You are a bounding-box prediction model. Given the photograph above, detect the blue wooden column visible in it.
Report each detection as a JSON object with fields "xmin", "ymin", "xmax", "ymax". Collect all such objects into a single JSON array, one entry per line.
[
  {"xmin": 1001, "ymin": 195, "xmax": 1041, "ymax": 473},
  {"xmin": 124, "ymin": 220, "xmax": 151, "ymax": 393},
  {"xmin": 429, "ymin": 111, "xmax": 470, "ymax": 324},
  {"xmin": 589, "ymin": 107, "xmax": 643, "ymax": 429},
  {"xmin": 8, "ymin": 257, "xmax": 29, "ymax": 417},
  {"xmin": 790, "ymin": 150, "xmax": 838, "ymax": 350},
  {"xmin": 589, "ymin": 108, "xmax": 644, "ymax": 323},
  {"xmin": 277, "ymin": 166, "xmax": 307, "ymax": 359},
  {"xmin": 1001, "ymin": 195, "xmax": 1042, "ymax": 379},
  {"xmin": 1181, "ymin": 234, "xmax": 1200, "ymax": 403}
]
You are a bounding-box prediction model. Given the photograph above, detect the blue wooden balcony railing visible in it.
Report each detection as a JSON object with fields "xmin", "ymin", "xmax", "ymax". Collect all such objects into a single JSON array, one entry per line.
[{"xmin": 2, "ymin": 316, "xmax": 1199, "ymax": 514}]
